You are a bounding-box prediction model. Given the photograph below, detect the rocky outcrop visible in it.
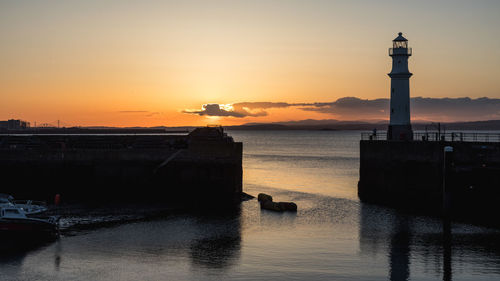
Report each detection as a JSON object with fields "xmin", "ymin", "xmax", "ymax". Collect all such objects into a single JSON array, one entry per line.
[
  {"xmin": 278, "ymin": 202, "xmax": 297, "ymax": 212},
  {"xmin": 260, "ymin": 200, "xmax": 282, "ymax": 212},
  {"xmin": 257, "ymin": 193, "xmax": 273, "ymax": 202},
  {"xmin": 257, "ymin": 193, "xmax": 297, "ymax": 212}
]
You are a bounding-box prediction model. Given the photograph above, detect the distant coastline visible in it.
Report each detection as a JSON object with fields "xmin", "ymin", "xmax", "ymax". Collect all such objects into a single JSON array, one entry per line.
[
  {"xmin": 2, "ymin": 119, "xmax": 500, "ymax": 134},
  {"xmin": 225, "ymin": 120, "xmax": 500, "ymax": 131}
]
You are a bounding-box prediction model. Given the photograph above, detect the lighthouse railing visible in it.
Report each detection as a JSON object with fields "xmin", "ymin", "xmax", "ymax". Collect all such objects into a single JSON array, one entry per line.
[
  {"xmin": 389, "ymin": 47, "xmax": 412, "ymax": 56},
  {"xmin": 361, "ymin": 131, "xmax": 500, "ymax": 143}
]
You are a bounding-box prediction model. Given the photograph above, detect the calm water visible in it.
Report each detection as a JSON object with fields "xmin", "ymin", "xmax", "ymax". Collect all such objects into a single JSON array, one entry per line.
[{"xmin": 1, "ymin": 130, "xmax": 499, "ymax": 281}]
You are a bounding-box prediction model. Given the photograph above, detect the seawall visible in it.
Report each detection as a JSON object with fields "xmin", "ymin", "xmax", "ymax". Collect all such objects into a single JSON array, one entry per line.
[
  {"xmin": 359, "ymin": 140, "xmax": 500, "ymax": 225},
  {"xmin": 0, "ymin": 127, "xmax": 242, "ymax": 206}
]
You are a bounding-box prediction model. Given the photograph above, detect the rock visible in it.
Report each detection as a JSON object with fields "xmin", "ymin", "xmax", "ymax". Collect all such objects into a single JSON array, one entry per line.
[
  {"xmin": 258, "ymin": 193, "xmax": 297, "ymax": 212},
  {"xmin": 259, "ymin": 200, "xmax": 282, "ymax": 212},
  {"xmin": 257, "ymin": 193, "xmax": 273, "ymax": 202},
  {"xmin": 278, "ymin": 202, "xmax": 297, "ymax": 212}
]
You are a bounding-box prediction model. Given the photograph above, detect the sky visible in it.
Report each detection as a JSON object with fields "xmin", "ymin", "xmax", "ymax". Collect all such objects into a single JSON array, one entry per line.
[{"xmin": 1, "ymin": 0, "xmax": 499, "ymax": 127}]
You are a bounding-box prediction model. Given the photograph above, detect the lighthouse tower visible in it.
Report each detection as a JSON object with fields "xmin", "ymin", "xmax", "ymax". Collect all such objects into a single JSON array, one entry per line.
[{"xmin": 387, "ymin": 32, "xmax": 413, "ymax": 141}]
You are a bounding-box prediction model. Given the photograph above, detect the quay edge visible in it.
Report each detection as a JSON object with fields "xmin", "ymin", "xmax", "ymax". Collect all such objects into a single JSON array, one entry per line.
[
  {"xmin": 0, "ymin": 127, "xmax": 242, "ymax": 207},
  {"xmin": 358, "ymin": 139, "xmax": 500, "ymax": 226}
]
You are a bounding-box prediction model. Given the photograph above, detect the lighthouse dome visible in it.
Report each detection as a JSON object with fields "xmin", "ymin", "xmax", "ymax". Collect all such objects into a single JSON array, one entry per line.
[
  {"xmin": 393, "ymin": 32, "xmax": 408, "ymax": 42},
  {"xmin": 392, "ymin": 32, "xmax": 409, "ymax": 49}
]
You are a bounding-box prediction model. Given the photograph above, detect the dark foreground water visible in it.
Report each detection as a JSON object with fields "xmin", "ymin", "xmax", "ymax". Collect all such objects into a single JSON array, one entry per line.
[{"xmin": 1, "ymin": 131, "xmax": 499, "ymax": 280}]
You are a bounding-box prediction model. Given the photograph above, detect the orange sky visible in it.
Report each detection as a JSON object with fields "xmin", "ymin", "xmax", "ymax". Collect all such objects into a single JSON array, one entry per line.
[{"xmin": 1, "ymin": 1, "xmax": 499, "ymax": 127}]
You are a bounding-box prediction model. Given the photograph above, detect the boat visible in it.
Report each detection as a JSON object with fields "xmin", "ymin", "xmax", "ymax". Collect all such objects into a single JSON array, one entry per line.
[
  {"xmin": 13, "ymin": 199, "xmax": 49, "ymax": 215},
  {"xmin": 0, "ymin": 193, "xmax": 48, "ymax": 215},
  {"xmin": 0, "ymin": 205, "xmax": 59, "ymax": 239}
]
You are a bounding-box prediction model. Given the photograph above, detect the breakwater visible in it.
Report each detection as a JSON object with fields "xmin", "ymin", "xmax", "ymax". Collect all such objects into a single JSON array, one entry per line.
[
  {"xmin": 358, "ymin": 135, "xmax": 500, "ymax": 225},
  {"xmin": 0, "ymin": 127, "xmax": 242, "ymax": 206}
]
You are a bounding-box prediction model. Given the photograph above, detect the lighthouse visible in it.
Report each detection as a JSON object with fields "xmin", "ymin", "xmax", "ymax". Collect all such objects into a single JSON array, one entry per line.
[{"xmin": 387, "ymin": 32, "xmax": 413, "ymax": 141}]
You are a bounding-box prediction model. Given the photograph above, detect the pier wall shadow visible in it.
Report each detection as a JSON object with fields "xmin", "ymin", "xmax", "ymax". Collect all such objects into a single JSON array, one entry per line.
[{"xmin": 359, "ymin": 203, "xmax": 500, "ymax": 280}]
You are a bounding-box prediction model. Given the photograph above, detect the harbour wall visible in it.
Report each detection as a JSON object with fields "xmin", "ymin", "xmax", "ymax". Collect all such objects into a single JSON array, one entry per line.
[
  {"xmin": 0, "ymin": 128, "xmax": 242, "ymax": 206},
  {"xmin": 359, "ymin": 140, "xmax": 500, "ymax": 225}
]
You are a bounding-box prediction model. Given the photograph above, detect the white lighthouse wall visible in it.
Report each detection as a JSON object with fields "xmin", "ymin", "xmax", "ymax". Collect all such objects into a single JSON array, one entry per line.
[
  {"xmin": 390, "ymin": 78, "xmax": 411, "ymax": 125},
  {"xmin": 391, "ymin": 56, "xmax": 410, "ymax": 73}
]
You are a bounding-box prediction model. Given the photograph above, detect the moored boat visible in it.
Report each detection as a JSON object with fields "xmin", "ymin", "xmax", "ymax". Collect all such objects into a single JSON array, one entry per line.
[
  {"xmin": 0, "ymin": 193, "xmax": 48, "ymax": 215},
  {"xmin": 0, "ymin": 205, "xmax": 59, "ymax": 239}
]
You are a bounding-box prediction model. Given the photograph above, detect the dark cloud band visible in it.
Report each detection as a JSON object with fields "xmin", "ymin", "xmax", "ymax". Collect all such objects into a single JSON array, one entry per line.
[
  {"xmin": 183, "ymin": 97, "xmax": 500, "ymax": 121},
  {"xmin": 302, "ymin": 97, "xmax": 500, "ymax": 121}
]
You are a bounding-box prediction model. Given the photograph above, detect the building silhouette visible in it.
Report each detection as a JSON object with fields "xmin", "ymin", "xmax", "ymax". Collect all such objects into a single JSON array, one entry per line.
[{"xmin": 0, "ymin": 119, "xmax": 30, "ymax": 130}]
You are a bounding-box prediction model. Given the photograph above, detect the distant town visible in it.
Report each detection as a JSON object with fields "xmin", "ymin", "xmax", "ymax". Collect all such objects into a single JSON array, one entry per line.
[{"xmin": 0, "ymin": 119, "xmax": 30, "ymax": 130}]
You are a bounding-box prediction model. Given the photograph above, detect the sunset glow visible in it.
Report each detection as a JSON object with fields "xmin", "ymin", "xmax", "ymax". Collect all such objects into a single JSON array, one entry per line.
[{"xmin": 1, "ymin": 0, "xmax": 499, "ymax": 127}]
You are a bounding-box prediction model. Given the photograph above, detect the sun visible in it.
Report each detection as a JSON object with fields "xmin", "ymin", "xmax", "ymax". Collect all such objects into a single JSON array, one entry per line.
[{"xmin": 220, "ymin": 104, "xmax": 234, "ymax": 112}]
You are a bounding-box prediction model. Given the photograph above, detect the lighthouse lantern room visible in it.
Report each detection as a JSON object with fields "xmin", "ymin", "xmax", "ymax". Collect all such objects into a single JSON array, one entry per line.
[{"xmin": 387, "ymin": 32, "xmax": 413, "ymax": 141}]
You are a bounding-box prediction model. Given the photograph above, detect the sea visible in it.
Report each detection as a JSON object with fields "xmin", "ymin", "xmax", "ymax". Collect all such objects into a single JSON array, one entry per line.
[{"xmin": 1, "ymin": 130, "xmax": 499, "ymax": 281}]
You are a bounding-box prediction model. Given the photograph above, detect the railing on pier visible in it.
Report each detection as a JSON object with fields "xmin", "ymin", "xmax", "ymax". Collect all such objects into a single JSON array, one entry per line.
[{"xmin": 361, "ymin": 131, "xmax": 500, "ymax": 143}]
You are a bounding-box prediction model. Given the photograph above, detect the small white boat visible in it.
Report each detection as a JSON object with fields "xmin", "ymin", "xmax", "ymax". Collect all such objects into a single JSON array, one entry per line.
[
  {"xmin": 0, "ymin": 205, "xmax": 59, "ymax": 238},
  {"xmin": 0, "ymin": 193, "xmax": 48, "ymax": 215},
  {"xmin": 13, "ymin": 199, "xmax": 48, "ymax": 215}
]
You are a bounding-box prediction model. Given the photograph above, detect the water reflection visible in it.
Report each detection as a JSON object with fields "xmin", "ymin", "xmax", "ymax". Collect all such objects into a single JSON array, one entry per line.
[
  {"xmin": 389, "ymin": 215, "xmax": 411, "ymax": 281},
  {"xmin": 189, "ymin": 210, "xmax": 242, "ymax": 269},
  {"xmin": 359, "ymin": 203, "xmax": 500, "ymax": 281},
  {"xmin": 0, "ymin": 234, "xmax": 57, "ymax": 276},
  {"xmin": 1, "ymin": 198, "xmax": 500, "ymax": 280},
  {"xmin": 443, "ymin": 219, "xmax": 452, "ymax": 281},
  {"xmin": 0, "ymin": 232, "xmax": 57, "ymax": 255},
  {"xmin": 54, "ymin": 239, "xmax": 62, "ymax": 271},
  {"xmin": 0, "ymin": 208, "xmax": 243, "ymax": 279}
]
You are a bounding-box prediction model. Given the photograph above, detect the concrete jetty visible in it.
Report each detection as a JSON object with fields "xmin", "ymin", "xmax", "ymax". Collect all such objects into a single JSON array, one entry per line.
[
  {"xmin": 358, "ymin": 132, "xmax": 500, "ymax": 226},
  {"xmin": 0, "ymin": 126, "xmax": 242, "ymax": 206}
]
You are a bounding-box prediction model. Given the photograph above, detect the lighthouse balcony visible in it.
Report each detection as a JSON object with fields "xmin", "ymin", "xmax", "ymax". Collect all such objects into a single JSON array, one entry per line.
[
  {"xmin": 361, "ymin": 131, "xmax": 500, "ymax": 142},
  {"xmin": 389, "ymin": 47, "xmax": 412, "ymax": 56}
]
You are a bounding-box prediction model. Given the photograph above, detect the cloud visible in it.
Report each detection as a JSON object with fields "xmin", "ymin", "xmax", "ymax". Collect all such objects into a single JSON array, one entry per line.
[
  {"xmin": 183, "ymin": 104, "xmax": 267, "ymax": 118},
  {"xmin": 146, "ymin": 112, "xmax": 162, "ymax": 117},
  {"xmin": 411, "ymin": 97, "xmax": 500, "ymax": 120},
  {"xmin": 118, "ymin": 110, "xmax": 164, "ymax": 118},
  {"xmin": 183, "ymin": 102, "xmax": 310, "ymax": 118},
  {"xmin": 300, "ymin": 97, "xmax": 500, "ymax": 121},
  {"xmin": 300, "ymin": 97, "xmax": 388, "ymax": 116},
  {"xmin": 232, "ymin": 102, "xmax": 295, "ymax": 110},
  {"xmin": 182, "ymin": 97, "xmax": 500, "ymax": 121}
]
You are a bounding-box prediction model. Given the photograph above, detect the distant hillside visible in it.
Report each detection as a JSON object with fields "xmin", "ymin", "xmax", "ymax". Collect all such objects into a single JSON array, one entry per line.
[
  {"xmin": 226, "ymin": 120, "xmax": 500, "ymax": 131},
  {"xmin": 425, "ymin": 120, "xmax": 500, "ymax": 130}
]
